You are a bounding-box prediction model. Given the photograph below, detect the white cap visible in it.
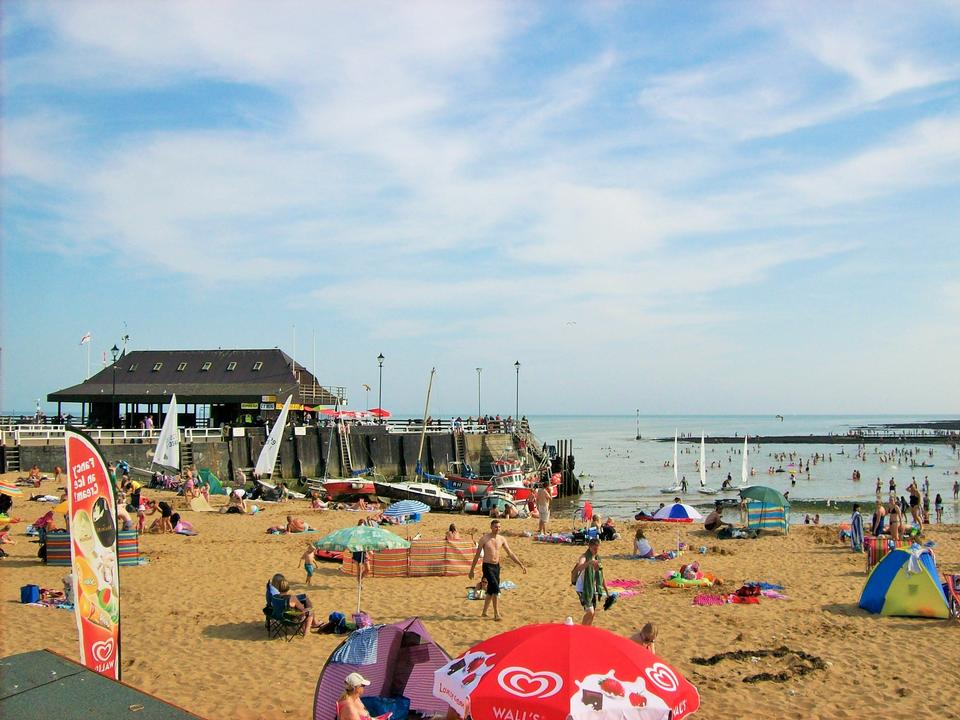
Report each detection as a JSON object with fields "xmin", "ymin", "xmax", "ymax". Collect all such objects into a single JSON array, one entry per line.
[{"xmin": 345, "ymin": 672, "xmax": 371, "ymax": 689}]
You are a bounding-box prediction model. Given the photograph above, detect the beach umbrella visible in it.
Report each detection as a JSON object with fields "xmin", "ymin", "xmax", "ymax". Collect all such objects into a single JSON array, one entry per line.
[
  {"xmin": 433, "ymin": 618, "xmax": 699, "ymax": 720},
  {"xmin": 313, "ymin": 525, "xmax": 410, "ymax": 612},
  {"xmin": 652, "ymin": 503, "xmax": 703, "ymax": 522},
  {"xmin": 383, "ymin": 499, "xmax": 430, "ymax": 518},
  {"xmin": 369, "ymin": 407, "xmax": 392, "ymax": 419},
  {"xmin": 739, "ymin": 485, "xmax": 789, "ymax": 507},
  {"xmin": 0, "ymin": 480, "xmax": 22, "ymax": 497}
]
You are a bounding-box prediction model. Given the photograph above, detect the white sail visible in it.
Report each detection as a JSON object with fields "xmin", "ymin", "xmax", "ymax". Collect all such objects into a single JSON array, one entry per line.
[
  {"xmin": 255, "ymin": 395, "xmax": 292, "ymax": 477},
  {"xmin": 153, "ymin": 394, "xmax": 180, "ymax": 470},
  {"xmin": 741, "ymin": 436, "xmax": 749, "ymax": 485},
  {"xmin": 673, "ymin": 430, "xmax": 679, "ymax": 484},
  {"xmin": 699, "ymin": 432, "xmax": 706, "ymax": 487}
]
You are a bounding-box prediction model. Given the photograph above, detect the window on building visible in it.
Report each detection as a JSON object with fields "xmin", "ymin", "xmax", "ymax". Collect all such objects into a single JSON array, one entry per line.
[
  {"xmin": 177, "ymin": 362, "xmax": 188, "ymax": 371},
  {"xmin": 128, "ymin": 363, "xmax": 138, "ymax": 372},
  {"xmin": 252, "ymin": 361, "xmax": 263, "ymax": 371},
  {"xmin": 152, "ymin": 362, "xmax": 163, "ymax": 371},
  {"xmin": 227, "ymin": 362, "xmax": 237, "ymax": 371},
  {"xmin": 201, "ymin": 362, "xmax": 212, "ymax": 371}
]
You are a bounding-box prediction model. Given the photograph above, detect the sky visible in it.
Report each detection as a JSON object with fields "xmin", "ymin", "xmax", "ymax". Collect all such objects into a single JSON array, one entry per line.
[{"xmin": 2, "ymin": 1, "xmax": 960, "ymax": 417}]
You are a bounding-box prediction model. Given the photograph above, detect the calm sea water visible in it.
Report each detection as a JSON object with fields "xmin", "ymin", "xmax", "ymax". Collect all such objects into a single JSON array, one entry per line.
[{"xmin": 524, "ymin": 415, "xmax": 960, "ymax": 524}]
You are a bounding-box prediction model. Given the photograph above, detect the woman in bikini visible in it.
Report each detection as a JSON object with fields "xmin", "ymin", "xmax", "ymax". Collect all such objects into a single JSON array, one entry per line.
[{"xmin": 886, "ymin": 497, "xmax": 902, "ymax": 543}]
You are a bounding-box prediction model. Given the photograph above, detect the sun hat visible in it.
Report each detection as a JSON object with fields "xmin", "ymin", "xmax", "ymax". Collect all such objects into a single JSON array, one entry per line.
[{"xmin": 344, "ymin": 672, "xmax": 370, "ymax": 689}]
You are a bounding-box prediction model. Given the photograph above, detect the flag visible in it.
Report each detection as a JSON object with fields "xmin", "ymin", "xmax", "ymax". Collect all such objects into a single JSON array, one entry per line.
[
  {"xmin": 80, "ymin": 332, "xmax": 92, "ymax": 345},
  {"xmin": 65, "ymin": 429, "xmax": 121, "ymax": 680}
]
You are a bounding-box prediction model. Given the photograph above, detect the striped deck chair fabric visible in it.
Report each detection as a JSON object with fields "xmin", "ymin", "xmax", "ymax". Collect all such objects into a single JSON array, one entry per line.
[
  {"xmin": 864, "ymin": 536, "xmax": 911, "ymax": 573},
  {"xmin": 746, "ymin": 502, "xmax": 789, "ymax": 533},
  {"xmin": 117, "ymin": 530, "xmax": 140, "ymax": 566},
  {"xmin": 45, "ymin": 533, "xmax": 72, "ymax": 566}
]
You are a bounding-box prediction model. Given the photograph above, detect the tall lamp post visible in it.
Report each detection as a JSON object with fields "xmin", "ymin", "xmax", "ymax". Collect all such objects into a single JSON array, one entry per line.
[
  {"xmin": 476, "ymin": 367, "xmax": 482, "ymax": 419},
  {"xmin": 514, "ymin": 361, "xmax": 520, "ymax": 420},
  {"xmin": 110, "ymin": 344, "xmax": 120, "ymax": 429},
  {"xmin": 377, "ymin": 353, "xmax": 385, "ymax": 424}
]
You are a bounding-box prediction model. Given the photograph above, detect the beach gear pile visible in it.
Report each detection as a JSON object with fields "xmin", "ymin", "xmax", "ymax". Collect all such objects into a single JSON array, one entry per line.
[{"xmin": 692, "ymin": 582, "xmax": 789, "ymax": 606}]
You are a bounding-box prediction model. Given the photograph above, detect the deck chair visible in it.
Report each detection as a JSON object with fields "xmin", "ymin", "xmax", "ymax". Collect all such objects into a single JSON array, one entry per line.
[
  {"xmin": 945, "ymin": 575, "xmax": 960, "ymax": 620},
  {"xmin": 264, "ymin": 594, "xmax": 309, "ymax": 641}
]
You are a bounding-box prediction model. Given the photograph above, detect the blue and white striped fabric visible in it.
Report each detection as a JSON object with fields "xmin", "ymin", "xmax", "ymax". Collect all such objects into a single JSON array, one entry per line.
[{"xmin": 384, "ymin": 500, "xmax": 431, "ymax": 517}]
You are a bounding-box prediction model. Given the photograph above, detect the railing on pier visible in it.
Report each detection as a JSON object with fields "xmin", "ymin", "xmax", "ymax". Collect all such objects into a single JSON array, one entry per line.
[{"xmin": 2, "ymin": 425, "xmax": 225, "ymax": 445}]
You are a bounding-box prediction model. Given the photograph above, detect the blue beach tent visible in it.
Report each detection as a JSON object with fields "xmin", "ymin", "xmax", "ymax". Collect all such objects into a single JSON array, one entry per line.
[{"xmin": 858, "ymin": 547, "xmax": 950, "ymax": 619}]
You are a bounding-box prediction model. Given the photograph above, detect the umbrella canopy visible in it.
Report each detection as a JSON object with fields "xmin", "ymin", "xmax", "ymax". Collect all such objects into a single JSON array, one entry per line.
[
  {"xmin": 434, "ymin": 619, "xmax": 699, "ymax": 720},
  {"xmin": 368, "ymin": 407, "xmax": 392, "ymax": 418},
  {"xmin": 383, "ymin": 499, "xmax": 430, "ymax": 518},
  {"xmin": 313, "ymin": 524, "xmax": 411, "ymax": 553},
  {"xmin": 739, "ymin": 485, "xmax": 789, "ymax": 506},
  {"xmin": 0, "ymin": 480, "xmax": 23, "ymax": 497},
  {"xmin": 314, "ymin": 525, "xmax": 411, "ymax": 613},
  {"xmin": 652, "ymin": 503, "xmax": 703, "ymax": 521}
]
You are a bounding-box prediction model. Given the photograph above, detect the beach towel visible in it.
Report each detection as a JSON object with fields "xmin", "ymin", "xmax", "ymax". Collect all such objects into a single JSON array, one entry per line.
[
  {"xmin": 693, "ymin": 594, "xmax": 727, "ymax": 606},
  {"xmin": 329, "ymin": 625, "xmax": 380, "ymax": 665},
  {"xmin": 850, "ymin": 511, "xmax": 864, "ymax": 552}
]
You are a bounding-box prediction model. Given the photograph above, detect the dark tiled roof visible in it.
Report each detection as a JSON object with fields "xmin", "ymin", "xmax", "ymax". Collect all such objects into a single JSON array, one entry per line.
[{"xmin": 47, "ymin": 349, "xmax": 340, "ymax": 405}]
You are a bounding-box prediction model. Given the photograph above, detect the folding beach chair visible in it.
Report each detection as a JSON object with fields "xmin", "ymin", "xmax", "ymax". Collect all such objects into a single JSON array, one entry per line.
[
  {"xmin": 264, "ymin": 594, "xmax": 309, "ymax": 641},
  {"xmin": 945, "ymin": 575, "xmax": 960, "ymax": 620}
]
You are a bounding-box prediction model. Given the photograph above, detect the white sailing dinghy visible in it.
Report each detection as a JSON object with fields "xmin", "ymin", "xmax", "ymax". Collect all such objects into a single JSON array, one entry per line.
[
  {"xmin": 741, "ymin": 436, "xmax": 752, "ymax": 489},
  {"xmin": 253, "ymin": 395, "xmax": 305, "ymax": 499},
  {"xmin": 152, "ymin": 394, "xmax": 180, "ymax": 471},
  {"xmin": 698, "ymin": 432, "xmax": 718, "ymax": 495},
  {"xmin": 660, "ymin": 430, "xmax": 685, "ymax": 493}
]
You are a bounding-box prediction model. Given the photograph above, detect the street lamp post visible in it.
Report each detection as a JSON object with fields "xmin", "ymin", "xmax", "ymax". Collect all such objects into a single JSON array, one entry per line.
[
  {"xmin": 110, "ymin": 344, "xmax": 120, "ymax": 429},
  {"xmin": 514, "ymin": 361, "xmax": 520, "ymax": 420},
  {"xmin": 476, "ymin": 368, "xmax": 482, "ymax": 419},
  {"xmin": 377, "ymin": 353, "xmax": 385, "ymax": 424}
]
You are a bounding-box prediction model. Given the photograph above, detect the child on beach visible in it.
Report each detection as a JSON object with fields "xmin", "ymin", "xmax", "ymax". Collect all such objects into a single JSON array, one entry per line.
[
  {"xmin": 299, "ymin": 543, "xmax": 317, "ymax": 586},
  {"xmin": 632, "ymin": 622, "xmax": 658, "ymax": 654}
]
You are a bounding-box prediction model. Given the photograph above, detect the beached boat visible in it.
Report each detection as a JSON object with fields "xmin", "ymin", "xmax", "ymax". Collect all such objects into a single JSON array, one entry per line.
[
  {"xmin": 698, "ymin": 433, "xmax": 718, "ymax": 495},
  {"xmin": 462, "ymin": 491, "xmax": 518, "ymax": 516},
  {"xmin": 318, "ymin": 476, "xmax": 377, "ymax": 501},
  {"xmin": 373, "ymin": 480, "xmax": 460, "ymax": 510}
]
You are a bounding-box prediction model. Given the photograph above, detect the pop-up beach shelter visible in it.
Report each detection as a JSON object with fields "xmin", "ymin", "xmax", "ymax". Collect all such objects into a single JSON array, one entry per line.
[
  {"xmin": 741, "ymin": 485, "xmax": 790, "ymax": 533},
  {"xmin": 858, "ymin": 547, "xmax": 950, "ymax": 618},
  {"xmin": 313, "ymin": 618, "xmax": 450, "ymax": 720}
]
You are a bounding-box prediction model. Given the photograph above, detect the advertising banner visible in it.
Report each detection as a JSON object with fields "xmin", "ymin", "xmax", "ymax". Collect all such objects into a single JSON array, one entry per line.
[{"xmin": 65, "ymin": 429, "xmax": 121, "ymax": 680}]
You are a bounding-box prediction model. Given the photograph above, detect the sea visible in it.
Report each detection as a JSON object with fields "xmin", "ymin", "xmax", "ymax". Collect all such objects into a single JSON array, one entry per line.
[{"xmin": 523, "ymin": 415, "xmax": 960, "ymax": 525}]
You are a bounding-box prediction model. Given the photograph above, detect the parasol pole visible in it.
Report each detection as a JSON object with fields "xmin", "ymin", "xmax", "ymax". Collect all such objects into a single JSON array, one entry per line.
[
  {"xmin": 357, "ymin": 563, "xmax": 363, "ymax": 614},
  {"xmin": 415, "ymin": 368, "xmax": 436, "ymax": 480}
]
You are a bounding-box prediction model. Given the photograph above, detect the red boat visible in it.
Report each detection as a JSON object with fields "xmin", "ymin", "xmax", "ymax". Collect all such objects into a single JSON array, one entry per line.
[{"xmin": 315, "ymin": 477, "xmax": 377, "ymax": 501}]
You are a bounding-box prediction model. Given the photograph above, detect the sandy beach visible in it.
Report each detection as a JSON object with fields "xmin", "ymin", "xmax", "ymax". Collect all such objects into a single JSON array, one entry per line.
[{"xmin": 2, "ymin": 470, "xmax": 958, "ymax": 720}]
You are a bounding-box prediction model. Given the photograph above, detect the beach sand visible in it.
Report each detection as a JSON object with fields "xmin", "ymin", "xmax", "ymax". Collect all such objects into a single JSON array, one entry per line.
[{"xmin": 1, "ymin": 470, "xmax": 958, "ymax": 719}]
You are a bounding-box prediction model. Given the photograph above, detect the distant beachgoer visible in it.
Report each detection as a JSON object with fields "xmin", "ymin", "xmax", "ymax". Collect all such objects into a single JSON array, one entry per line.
[
  {"xmin": 850, "ymin": 504, "xmax": 863, "ymax": 552},
  {"xmin": 536, "ymin": 483, "xmax": 552, "ymax": 535},
  {"xmin": 907, "ymin": 481, "xmax": 922, "ymax": 530},
  {"xmin": 804, "ymin": 514, "xmax": 811, "ymax": 525},
  {"xmin": 632, "ymin": 622, "xmax": 658, "ymax": 654},
  {"xmin": 870, "ymin": 503, "xmax": 886, "ymax": 537},
  {"xmin": 445, "ymin": 523, "xmax": 461, "ymax": 542},
  {"xmin": 468, "ymin": 519, "xmax": 526, "ymax": 621},
  {"xmin": 887, "ymin": 498, "xmax": 903, "ymax": 543},
  {"xmin": 934, "ymin": 494, "xmax": 943, "ymax": 524},
  {"xmin": 813, "ymin": 513, "xmax": 820, "ymax": 525},
  {"xmin": 286, "ymin": 515, "xmax": 312, "ymax": 533},
  {"xmin": 224, "ymin": 490, "xmax": 247, "ymax": 514},
  {"xmin": 145, "ymin": 501, "xmax": 174, "ymax": 533},
  {"xmin": 571, "ymin": 538, "xmax": 610, "ymax": 626},
  {"xmin": 953, "ymin": 480, "xmax": 959, "ymax": 500},
  {"xmin": 633, "ymin": 527, "xmax": 654, "ymax": 558},
  {"xmin": 704, "ymin": 503, "xmax": 731, "ymax": 533},
  {"xmin": 680, "ymin": 476, "xmax": 688, "ymax": 493},
  {"xmin": 299, "ymin": 542, "xmax": 317, "ymax": 586}
]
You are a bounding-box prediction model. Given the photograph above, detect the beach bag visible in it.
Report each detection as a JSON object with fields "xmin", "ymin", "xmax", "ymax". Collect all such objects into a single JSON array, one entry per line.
[
  {"xmin": 20, "ymin": 584, "xmax": 41, "ymax": 603},
  {"xmin": 362, "ymin": 696, "xmax": 410, "ymax": 720}
]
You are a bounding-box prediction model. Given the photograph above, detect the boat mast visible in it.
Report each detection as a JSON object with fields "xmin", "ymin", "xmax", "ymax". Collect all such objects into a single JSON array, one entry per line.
[{"xmin": 415, "ymin": 368, "xmax": 437, "ymax": 477}]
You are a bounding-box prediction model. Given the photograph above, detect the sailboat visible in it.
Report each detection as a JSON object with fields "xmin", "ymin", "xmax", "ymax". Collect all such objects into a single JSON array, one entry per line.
[
  {"xmin": 660, "ymin": 430, "xmax": 685, "ymax": 493},
  {"xmin": 152, "ymin": 394, "xmax": 180, "ymax": 471},
  {"xmin": 698, "ymin": 432, "xmax": 718, "ymax": 495},
  {"xmin": 253, "ymin": 395, "xmax": 304, "ymax": 498}
]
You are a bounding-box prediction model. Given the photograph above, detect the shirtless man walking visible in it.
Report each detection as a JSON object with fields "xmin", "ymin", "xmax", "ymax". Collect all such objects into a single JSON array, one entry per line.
[
  {"xmin": 536, "ymin": 482, "xmax": 552, "ymax": 535},
  {"xmin": 469, "ymin": 519, "xmax": 526, "ymax": 621}
]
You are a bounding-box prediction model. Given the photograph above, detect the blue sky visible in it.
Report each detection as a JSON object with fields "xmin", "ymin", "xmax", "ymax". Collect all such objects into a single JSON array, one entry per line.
[{"xmin": 3, "ymin": 1, "xmax": 959, "ymax": 416}]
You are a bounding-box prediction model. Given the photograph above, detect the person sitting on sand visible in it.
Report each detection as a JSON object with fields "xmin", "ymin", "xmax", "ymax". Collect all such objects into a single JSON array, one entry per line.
[
  {"xmin": 704, "ymin": 503, "xmax": 732, "ymax": 533},
  {"xmin": 446, "ymin": 523, "xmax": 461, "ymax": 542},
  {"xmin": 310, "ymin": 491, "xmax": 328, "ymax": 510},
  {"xmin": 633, "ymin": 527, "xmax": 654, "ymax": 558},
  {"xmin": 336, "ymin": 672, "xmax": 375, "ymax": 720},
  {"xmin": 224, "ymin": 490, "xmax": 247, "ymax": 514},
  {"xmin": 632, "ymin": 622, "xmax": 658, "ymax": 654},
  {"xmin": 285, "ymin": 515, "xmax": 313, "ymax": 533}
]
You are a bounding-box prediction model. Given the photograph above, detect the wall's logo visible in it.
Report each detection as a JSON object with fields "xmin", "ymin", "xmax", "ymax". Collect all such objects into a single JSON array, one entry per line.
[
  {"xmin": 91, "ymin": 638, "xmax": 115, "ymax": 663},
  {"xmin": 645, "ymin": 663, "xmax": 679, "ymax": 692},
  {"xmin": 497, "ymin": 667, "xmax": 563, "ymax": 698}
]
